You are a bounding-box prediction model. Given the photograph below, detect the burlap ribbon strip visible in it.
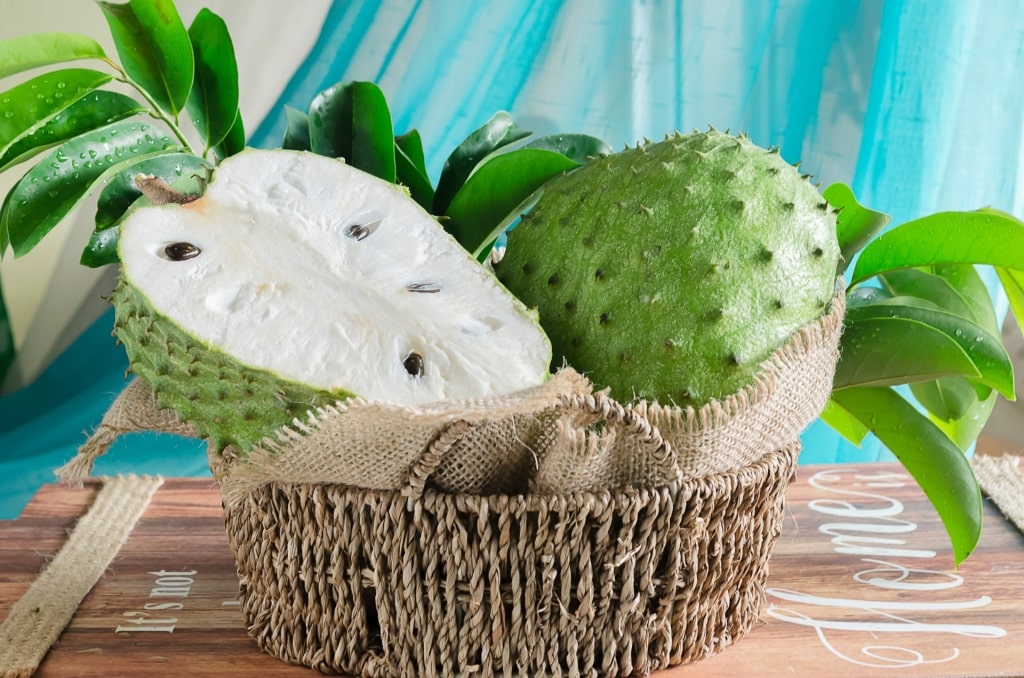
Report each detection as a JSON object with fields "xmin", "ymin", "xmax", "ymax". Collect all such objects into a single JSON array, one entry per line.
[{"xmin": 0, "ymin": 475, "xmax": 163, "ymax": 678}]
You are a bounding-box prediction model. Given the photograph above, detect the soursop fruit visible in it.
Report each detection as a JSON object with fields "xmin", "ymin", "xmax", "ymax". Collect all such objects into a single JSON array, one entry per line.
[
  {"xmin": 112, "ymin": 148, "xmax": 551, "ymax": 452},
  {"xmin": 496, "ymin": 129, "xmax": 840, "ymax": 408}
]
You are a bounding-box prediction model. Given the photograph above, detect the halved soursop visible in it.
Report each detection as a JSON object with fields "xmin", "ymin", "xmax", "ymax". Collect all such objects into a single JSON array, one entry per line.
[
  {"xmin": 496, "ymin": 129, "xmax": 840, "ymax": 408},
  {"xmin": 113, "ymin": 148, "xmax": 551, "ymax": 452}
]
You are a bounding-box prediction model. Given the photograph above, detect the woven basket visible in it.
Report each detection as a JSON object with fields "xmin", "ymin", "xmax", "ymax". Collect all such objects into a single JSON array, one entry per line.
[
  {"xmin": 64, "ymin": 290, "xmax": 844, "ymax": 677},
  {"xmin": 212, "ymin": 406, "xmax": 801, "ymax": 677}
]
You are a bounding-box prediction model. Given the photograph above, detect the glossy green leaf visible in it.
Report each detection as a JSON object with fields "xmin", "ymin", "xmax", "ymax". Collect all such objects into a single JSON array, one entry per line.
[
  {"xmin": 851, "ymin": 209, "xmax": 1024, "ymax": 285},
  {"xmin": 395, "ymin": 129, "xmax": 428, "ymax": 177},
  {"xmin": 996, "ymin": 266, "xmax": 1024, "ymax": 343},
  {"xmin": 0, "ymin": 32, "xmax": 106, "ymax": 79},
  {"xmin": 308, "ymin": 81, "xmax": 395, "ymax": 182},
  {"xmin": 93, "ymin": 151, "xmax": 210, "ymax": 229},
  {"xmin": 445, "ymin": 148, "xmax": 578, "ymax": 255},
  {"xmin": 822, "ymin": 183, "xmax": 890, "ymax": 273},
  {"xmin": 933, "ymin": 264, "xmax": 1000, "ymax": 333},
  {"xmin": 819, "ymin": 397, "xmax": 870, "ymax": 446},
  {"xmin": 0, "ymin": 69, "xmax": 113, "ymax": 159},
  {"xmin": 0, "ymin": 91, "xmax": 143, "ymax": 172},
  {"xmin": 281, "ymin": 106, "xmax": 310, "ymax": 151},
  {"xmin": 523, "ymin": 133, "xmax": 612, "ymax": 164},
  {"xmin": 99, "ymin": 0, "xmax": 194, "ymax": 117},
  {"xmin": 395, "ymin": 130, "xmax": 433, "ymax": 210},
  {"xmin": 839, "ymin": 302, "xmax": 1015, "ymax": 398},
  {"xmin": 212, "ymin": 109, "xmax": 245, "ymax": 159},
  {"xmin": 878, "ymin": 269, "xmax": 975, "ymax": 321},
  {"xmin": 835, "ymin": 315, "xmax": 980, "ymax": 390},
  {"xmin": 434, "ymin": 111, "xmax": 530, "ymax": 215},
  {"xmin": 910, "ymin": 377, "xmax": 983, "ymax": 422},
  {"xmin": 184, "ymin": 8, "xmax": 238, "ymax": 150},
  {"xmin": 0, "ymin": 285, "xmax": 13, "ymax": 385},
  {"xmin": 932, "ymin": 384, "xmax": 998, "ymax": 452},
  {"xmin": 831, "ymin": 386, "xmax": 982, "ymax": 567},
  {"xmin": 2, "ymin": 120, "xmax": 179, "ymax": 257}
]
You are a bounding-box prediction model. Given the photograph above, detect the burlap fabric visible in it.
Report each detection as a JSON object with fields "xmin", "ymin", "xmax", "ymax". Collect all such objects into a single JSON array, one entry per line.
[{"xmin": 60, "ymin": 288, "xmax": 845, "ymax": 677}]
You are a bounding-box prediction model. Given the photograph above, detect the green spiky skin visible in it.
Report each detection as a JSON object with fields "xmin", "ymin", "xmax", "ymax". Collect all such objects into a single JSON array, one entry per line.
[
  {"xmin": 112, "ymin": 279, "xmax": 350, "ymax": 453},
  {"xmin": 496, "ymin": 129, "xmax": 840, "ymax": 408}
]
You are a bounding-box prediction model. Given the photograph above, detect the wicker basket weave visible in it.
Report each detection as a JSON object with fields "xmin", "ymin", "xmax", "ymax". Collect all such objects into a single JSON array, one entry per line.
[{"xmin": 213, "ymin": 414, "xmax": 800, "ymax": 677}]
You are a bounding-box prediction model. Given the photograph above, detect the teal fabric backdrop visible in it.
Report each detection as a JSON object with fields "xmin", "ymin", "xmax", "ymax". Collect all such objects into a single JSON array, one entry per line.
[{"xmin": 2, "ymin": 0, "xmax": 1022, "ymax": 517}]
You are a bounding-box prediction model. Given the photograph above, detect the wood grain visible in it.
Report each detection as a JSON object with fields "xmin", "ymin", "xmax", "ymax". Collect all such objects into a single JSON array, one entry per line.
[{"xmin": 2, "ymin": 464, "xmax": 1022, "ymax": 677}]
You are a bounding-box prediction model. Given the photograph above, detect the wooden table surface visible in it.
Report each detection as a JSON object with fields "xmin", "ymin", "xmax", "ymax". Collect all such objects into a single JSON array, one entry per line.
[{"xmin": 2, "ymin": 462, "xmax": 1023, "ymax": 677}]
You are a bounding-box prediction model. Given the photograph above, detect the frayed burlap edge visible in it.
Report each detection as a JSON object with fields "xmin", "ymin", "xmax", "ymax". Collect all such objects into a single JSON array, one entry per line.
[
  {"xmin": 633, "ymin": 284, "xmax": 845, "ymax": 479},
  {"xmin": 972, "ymin": 454, "xmax": 1024, "ymax": 534},
  {"xmin": 57, "ymin": 379, "xmax": 196, "ymax": 485}
]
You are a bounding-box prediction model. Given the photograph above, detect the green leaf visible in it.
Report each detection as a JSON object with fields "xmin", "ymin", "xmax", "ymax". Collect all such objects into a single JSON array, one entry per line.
[
  {"xmin": 835, "ymin": 315, "xmax": 981, "ymax": 390},
  {"xmin": 996, "ymin": 266, "xmax": 1024, "ymax": 343},
  {"xmin": 933, "ymin": 264, "xmax": 999, "ymax": 334},
  {"xmin": 0, "ymin": 69, "xmax": 113, "ymax": 159},
  {"xmin": 185, "ymin": 8, "xmax": 239, "ymax": 150},
  {"xmin": 395, "ymin": 129, "xmax": 428, "ymax": 176},
  {"xmin": 0, "ymin": 284, "xmax": 13, "ymax": 386},
  {"xmin": 932, "ymin": 384, "xmax": 998, "ymax": 452},
  {"xmin": 444, "ymin": 148, "xmax": 578, "ymax": 255},
  {"xmin": 395, "ymin": 130, "xmax": 433, "ymax": 210},
  {"xmin": 434, "ymin": 111, "xmax": 530, "ymax": 215},
  {"xmin": 0, "ymin": 91, "xmax": 143, "ymax": 172},
  {"xmin": 831, "ymin": 386, "xmax": 982, "ymax": 567},
  {"xmin": 851, "ymin": 209, "xmax": 1024, "ymax": 285},
  {"xmin": 877, "ymin": 269, "xmax": 975, "ymax": 322},
  {"xmin": 819, "ymin": 397, "xmax": 870, "ymax": 446},
  {"xmin": 1, "ymin": 120, "xmax": 179, "ymax": 257},
  {"xmin": 0, "ymin": 32, "xmax": 106, "ymax": 79},
  {"xmin": 523, "ymin": 133, "xmax": 612, "ymax": 164},
  {"xmin": 839, "ymin": 301, "xmax": 1015, "ymax": 398},
  {"xmin": 822, "ymin": 183, "xmax": 891, "ymax": 273},
  {"xmin": 281, "ymin": 106, "xmax": 310, "ymax": 151},
  {"xmin": 910, "ymin": 377, "xmax": 985, "ymax": 422},
  {"xmin": 212, "ymin": 109, "xmax": 245, "ymax": 159},
  {"xmin": 98, "ymin": 0, "xmax": 194, "ymax": 117},
  {"xmin": 308, "ymin": 81, "xmax": 395, "ymax": 182}
]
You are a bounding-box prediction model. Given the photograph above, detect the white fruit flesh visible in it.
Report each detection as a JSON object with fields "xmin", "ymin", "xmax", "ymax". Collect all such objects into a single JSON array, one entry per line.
[{"xmin": 118, "ymin": 149, "xmax": 551, "ymax": 405}]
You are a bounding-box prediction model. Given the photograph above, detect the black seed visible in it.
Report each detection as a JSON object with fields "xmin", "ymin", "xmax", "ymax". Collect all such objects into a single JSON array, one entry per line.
[
  {"xmin": 781, "ymin": 202, "xmax": 795, "ymax": 211},
  {"xmin": 345, "ymin": 224, "xmax": 370, "ymax": 241},
  {"xmin": 572, "ymin": 337, "xmax": 583, "ymax": 347},
  {"xmin": 581, "ymin": 235, "xmax": 594, "ymax": 247},
  {"xmin": 403, "ymin": 351, "xmax": 425, "ymax": 377},
  {"xmin": 594, "ymin": 269, "xmax": 604, "ymax": 280},
  {"xmin": 727, "ymin": 353, "xmax": 741, "ymax": 366},
  {"xmin": 599, "ymin": 312, "xmax": 610, "ymax": 324},
  {"xmin": 548, "ymin": 273, "xmax": 560, "ymax": 285},
  {"xmin": 707, "ymin": 309, "xmax": 725, "ymax": 321},
  {"xmin": 817, "ymin": 202, "xmax": 830, "ymax": 211},
  {"xmin": 680, "ymin": 389, "xmax": 691, "ymax": 399},
  {"xmin": 664, "ymin": 339, "xmax": 675, "ymax": 349},
  {"xmin": 813, "ymin": 246, "xmax": 825, "ymax": 257},
  {"xmin": 521, "ymin": 262, "xmax": 535, "ymax": 275},
  {"xmin": 165, "ymin": 242, "xmax": 200, "ymax": 261},
  {"xmin": 406, "ymin": 282, "xmax": 441, "ymax": 293},
  {"xmin": 620, "ymin": 353, "xmax": 631, "ymax": 364},
  {"xmin": 565, "ymin": 301, "xmax": 576, "ymax": 311},
  {"xmin": 774, "ymin": 299, "xmax": 786, "ymax": 309}
]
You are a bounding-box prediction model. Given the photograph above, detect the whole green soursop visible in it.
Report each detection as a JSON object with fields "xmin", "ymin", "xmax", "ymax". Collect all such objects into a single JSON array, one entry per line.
[
  {"xmin": 496, "ymin": 129, "xmax": 840, "ymax": 407},
  {"xmin": 113, "ymin": 148, "xmax": 551, "ymax": 452}
]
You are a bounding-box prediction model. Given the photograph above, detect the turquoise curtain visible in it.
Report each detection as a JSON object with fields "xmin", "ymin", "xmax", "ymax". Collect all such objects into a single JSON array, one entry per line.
[{"xmin": 2, "ymin": 0, "xmax": 1022, "ymax": 517}]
